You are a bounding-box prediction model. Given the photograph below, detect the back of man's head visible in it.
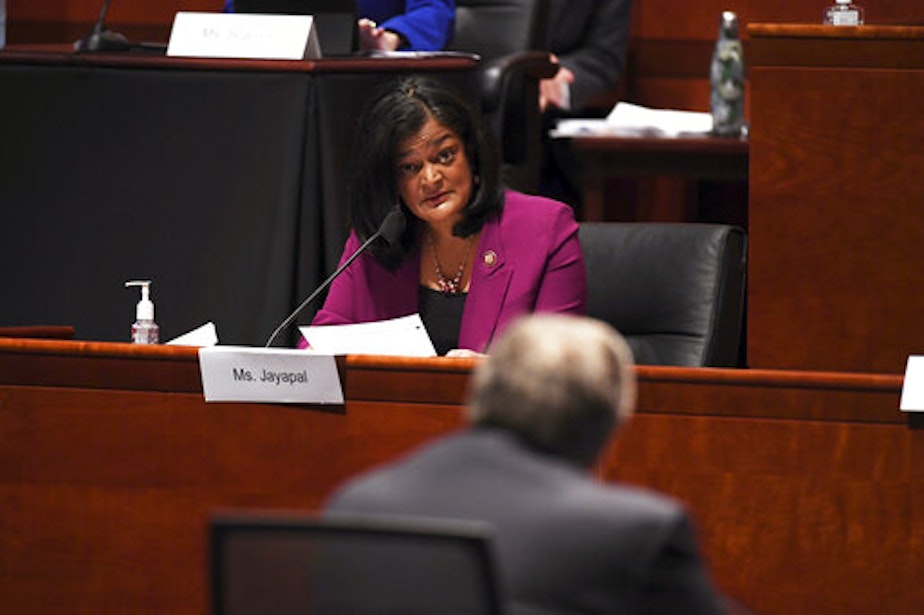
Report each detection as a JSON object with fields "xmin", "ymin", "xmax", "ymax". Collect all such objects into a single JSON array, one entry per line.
[{"xmin": 468, "ymin": 314, "xmax": 636, "ymax": 467}]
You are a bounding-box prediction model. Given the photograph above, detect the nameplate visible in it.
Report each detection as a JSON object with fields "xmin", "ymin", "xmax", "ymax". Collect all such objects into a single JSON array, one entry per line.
[
  {"xmin": 198, "ymin": 346, "xmax": 343, "ymax": 404},
  {"xmin": 167, "ymin": 12, "xmax": 320, "ymax": 60},
  {"xmin": 900, "ymin": 355, "xmax": 924, "ymax": 412}
]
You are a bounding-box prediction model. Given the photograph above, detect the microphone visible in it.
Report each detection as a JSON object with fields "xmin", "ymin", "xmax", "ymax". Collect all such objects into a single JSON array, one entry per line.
[
  {"xmin": 74, "ymin": 0, "xmax": 131, "ymax": 53},
  {"xmin": 264, "ymin": 207, "xmax": 407, "ymax": 348}
]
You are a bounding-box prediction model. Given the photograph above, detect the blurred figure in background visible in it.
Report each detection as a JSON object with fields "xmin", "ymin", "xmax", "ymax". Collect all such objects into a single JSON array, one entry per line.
[
  {"xmin": 222, "ymin": 0, "xmax": 455, "ymax": 51},
  {"xmin": 541, "ymin": 0, "xmax": 633, "ymax": 208},
  {"xmin": 541, "ymin": 0, "xmax": 632, "ymax": 113},
  {"xmin": 358, "ymin": 0, "xmax": 455, "ymax": 51},
  {"xmin": 325, "ymin": 313, "xmax": 725, "ymax": 615}
]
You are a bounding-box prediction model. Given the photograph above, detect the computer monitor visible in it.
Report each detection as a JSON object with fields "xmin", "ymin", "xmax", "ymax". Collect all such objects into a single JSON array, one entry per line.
[
  {"xmin": 210, "ymin": 511, "xmax": 506, "ymax": 615},
  {"xmin": 234, "ymin": 0, "xmax": 358, "ymax": 56}
]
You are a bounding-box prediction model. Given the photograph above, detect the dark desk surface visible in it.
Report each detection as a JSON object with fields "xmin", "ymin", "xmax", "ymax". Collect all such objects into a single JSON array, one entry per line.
[
  {"xmin": 562, "ymin": 132, "xmax": 749, "ymax": 222},
  {"xmin": 0, "ymin": 44, "xmax": 478, "ymax": 73}
]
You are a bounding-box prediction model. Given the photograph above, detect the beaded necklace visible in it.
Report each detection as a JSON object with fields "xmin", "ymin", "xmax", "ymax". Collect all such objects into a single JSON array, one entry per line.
[{"xmin": 427, "ymin": 233, "xmax": 474, "ymax": 295}]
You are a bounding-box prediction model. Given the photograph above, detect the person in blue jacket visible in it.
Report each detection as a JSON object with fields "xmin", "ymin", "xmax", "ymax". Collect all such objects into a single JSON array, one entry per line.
[{"xmin": 222, "ymin": 0, "xmax": 455, "ymax": 52}]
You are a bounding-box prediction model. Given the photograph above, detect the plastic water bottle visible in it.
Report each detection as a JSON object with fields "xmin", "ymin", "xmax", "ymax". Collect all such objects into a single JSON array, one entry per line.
[
  {"xmin": 824, "ymin": 0, "xmax": 865, "ymax": 26},
  {"xmin": 710, "ymin": 11, "xmax": 745, "ymax": 138}
]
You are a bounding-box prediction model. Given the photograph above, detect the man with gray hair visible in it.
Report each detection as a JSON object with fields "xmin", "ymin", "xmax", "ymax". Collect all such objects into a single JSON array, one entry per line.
[{"xmin": 324, "ymin": 314, "xmax": 724, "ymax": 614}]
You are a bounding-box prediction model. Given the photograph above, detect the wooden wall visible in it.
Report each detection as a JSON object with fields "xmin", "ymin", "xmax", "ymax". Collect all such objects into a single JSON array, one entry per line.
[
  {"xmin": 746, "ymin": 24, "xmax": 924, "ymax": 373},
  {"xmin": 9, "ymin": 1, "xmax": 924, "ymax": 108},
  {"xmin": 587, "ymin": 0, "xmax": 923, "ymax": 227},
  {"xmin": 612, "ymin": 0, "xmax": 924, "ymax": 112},
  {"xmin": 6, "ymin": 1, "xmax": 219, "ymax": 44},
  {"xmin": 5, "ymin": 1, "xmax": 923, "ymax": 228}
]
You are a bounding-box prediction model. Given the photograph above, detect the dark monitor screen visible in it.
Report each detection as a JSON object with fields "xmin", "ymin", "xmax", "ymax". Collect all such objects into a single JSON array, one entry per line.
[{"xmin": 234, "ymin": 0, "xmax": 358, "ymax": 56}]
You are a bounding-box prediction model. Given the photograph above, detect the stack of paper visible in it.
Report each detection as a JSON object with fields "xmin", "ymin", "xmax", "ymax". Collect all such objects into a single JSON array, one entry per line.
[{"xmin": 551, "ymin": 102, "xmax": 713, "ymax": 138}]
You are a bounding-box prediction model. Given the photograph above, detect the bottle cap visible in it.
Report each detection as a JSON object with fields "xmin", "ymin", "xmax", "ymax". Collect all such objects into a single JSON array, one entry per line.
[
  {"xmin": 125, "ymin": 280, "xmax": 155, "ymax": 321},
  {"xmin": 720, "ymin": 11, "xmax": 739, "ymax": 37}
]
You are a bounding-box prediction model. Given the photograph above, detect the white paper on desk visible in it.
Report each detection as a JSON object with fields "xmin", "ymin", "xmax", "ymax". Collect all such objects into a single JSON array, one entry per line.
[
  {"xmin": 299, "ymin": 314, "xmax": 437, "ymax": 357},
  {"xmin": 551, "ymin": 102, "xmax": 714, "ymax": 138},
  {"xmin": 900, "ymin": 355, "xmax": 924, "ymax": 411},
  {"xmin": 549, "ymin": 118, "xmax": 613, "ymax": 138},
  {"xmin": 607, "ymin": 102, "xmax": 713, "ymax": 136},
  {"xmin": 166, "ymin": 321, "xmax": 218, "ymax": 347}
]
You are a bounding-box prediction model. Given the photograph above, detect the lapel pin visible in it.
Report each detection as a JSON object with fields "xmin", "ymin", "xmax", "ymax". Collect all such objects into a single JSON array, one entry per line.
[{"xmin": 482, "ymin": 250, "xmax": 498, "ymax": 267}]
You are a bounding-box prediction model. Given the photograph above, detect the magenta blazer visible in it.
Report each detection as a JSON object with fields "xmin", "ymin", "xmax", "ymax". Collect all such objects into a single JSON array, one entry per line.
[{"xmin": 310, "ymin": 191, "xmax": 587, "ymax": 352}]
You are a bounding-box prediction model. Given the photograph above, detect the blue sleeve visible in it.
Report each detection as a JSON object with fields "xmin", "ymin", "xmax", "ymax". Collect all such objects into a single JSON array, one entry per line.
[{"xmin": 373, "ymin": 0, "xmax": 456, "ymax": 51}]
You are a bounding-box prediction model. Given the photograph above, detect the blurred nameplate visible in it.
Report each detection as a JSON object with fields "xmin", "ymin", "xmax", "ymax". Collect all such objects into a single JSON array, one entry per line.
[
  {"xmin": 900, "ymin": 355, "xmax": 924, "ymax": 412},
  {"xmin": 300, "ymin": 313, "xmax": 437, "ymax": 357},
  {"xmin": 167, "ymin": 12, "xmax": 320, "ymax": 60},
  {"xmin": 198, "ymin": 346, "xmax": 343, "ymax": 404}
]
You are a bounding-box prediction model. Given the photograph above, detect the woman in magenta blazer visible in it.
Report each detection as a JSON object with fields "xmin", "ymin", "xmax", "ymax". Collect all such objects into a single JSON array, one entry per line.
[{"xmin": 310, "ymin": 77, "xmax": 586, "ymax": 355}]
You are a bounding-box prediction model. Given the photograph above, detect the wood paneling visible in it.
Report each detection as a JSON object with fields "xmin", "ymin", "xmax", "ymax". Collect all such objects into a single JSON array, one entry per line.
[
  {"xmin": 748, "ymin": 25, "xmax": 924, "ymax": 372},
  {"xmin": 1, "ymin": 339, "xmax": 921, "ymax": 614}
]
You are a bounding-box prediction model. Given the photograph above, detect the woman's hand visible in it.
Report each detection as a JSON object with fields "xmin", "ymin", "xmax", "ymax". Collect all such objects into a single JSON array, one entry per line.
[{"xmin": 358, "ymin": 18, "xmax": 403, "ymax": 52}]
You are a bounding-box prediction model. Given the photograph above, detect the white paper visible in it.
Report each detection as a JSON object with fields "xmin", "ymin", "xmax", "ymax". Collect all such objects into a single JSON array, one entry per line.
[
  {"xmin": 551, "ymin": 102, "xmax": 714, "ymax": 138},
  {"xmin": 363, "ymin": 50, "xmax": 479, "ymax": 60},
  {"xmin": 299, "ymin": 314, "xmax": 437, "ymax": 357},
  {"xmin": 167, "ymin": 12, "xmax": 319, "ymax": 60},
  {"xmin": 166, "ymin": 321, "xmax": 218, "ymax": 347},
  {"xmin": 198, "ymin": 346, "xmax": 343, "ymax": 403},
  {"xmin": 900, "ymin": 355, "xmax": 924, "ymax": 412}
]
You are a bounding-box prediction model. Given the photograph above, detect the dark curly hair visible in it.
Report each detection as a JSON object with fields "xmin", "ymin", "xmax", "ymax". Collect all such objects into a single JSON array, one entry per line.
[{"xmin": 346, "ymin": 75, "xmax": 503, "ymax": 270}]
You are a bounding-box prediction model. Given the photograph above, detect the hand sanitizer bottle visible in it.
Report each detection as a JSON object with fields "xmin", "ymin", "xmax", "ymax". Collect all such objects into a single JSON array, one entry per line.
[
  {"xmin": 824, "ymin": 0, "xmax": 865, "ymax": 26},
  {"xmin": 125, "ymin": 280, "xmax": 159, "ymax": 344}
]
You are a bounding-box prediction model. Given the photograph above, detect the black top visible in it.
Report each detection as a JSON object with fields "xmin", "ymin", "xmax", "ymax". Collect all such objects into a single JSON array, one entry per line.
[{"xmin": 419, "ymin": 286, "xmax": 467, "ymax": 355}]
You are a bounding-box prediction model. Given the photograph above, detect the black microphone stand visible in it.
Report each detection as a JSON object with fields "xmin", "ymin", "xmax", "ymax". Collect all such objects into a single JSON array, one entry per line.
[
  {"xmin": 264, "ymin": 208, "xmax": 406, "ymax": 348},
  {"xmin": 74, "ymin": 0, "xmax": 131, "ymax": 53}
]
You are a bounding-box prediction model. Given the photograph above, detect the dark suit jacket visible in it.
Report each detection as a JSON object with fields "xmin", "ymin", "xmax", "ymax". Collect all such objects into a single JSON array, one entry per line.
[
  {"xmin": 548, "ymin": 0, "xmax": 633, "ymax": 111},
  {"xmin": 325, "ymin": 427, "xmax": 725, "ymax": 615},
  {"xmin": 311, "ymin": 191, "xmax": 586, "ymax": 353}
]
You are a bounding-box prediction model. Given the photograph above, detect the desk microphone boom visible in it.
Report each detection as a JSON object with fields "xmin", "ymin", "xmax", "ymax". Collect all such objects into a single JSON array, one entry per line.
[
  {"xmin": 74, "ymin": 0, "xmax": 131, "ymax": 53},
  {"xmin": 264, "ymin": 207, "xmax": 407, "ymax": 348}
]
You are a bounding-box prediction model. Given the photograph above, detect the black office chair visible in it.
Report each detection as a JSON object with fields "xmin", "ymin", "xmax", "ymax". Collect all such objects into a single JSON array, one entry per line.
[
  {"xmin": 211, "ymin": 511, "xmax": 506, "ymax": 615},
  {"xmin": 579, "ymin": 223, "xmax": 748, "ymax": 367},
  {"xmin": 448, "ymin": 0, "xmax": 556, "ymax": 193}
]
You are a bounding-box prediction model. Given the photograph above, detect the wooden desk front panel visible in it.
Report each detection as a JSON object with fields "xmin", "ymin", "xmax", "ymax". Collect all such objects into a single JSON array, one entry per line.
[
  {"xmin": 748, "ymin": 29, "xmax": 924, "ymax": 373},
  {"xmin": 0, "ymin": 389, "xmax": 467, "ymax": 614},
  {"xmin": 1, "ymin": 341, "xmax": 921, "ymax": 614},
  {"xmin": 612, "ymin": 415, "xmax": 923, "ymax": 614}
]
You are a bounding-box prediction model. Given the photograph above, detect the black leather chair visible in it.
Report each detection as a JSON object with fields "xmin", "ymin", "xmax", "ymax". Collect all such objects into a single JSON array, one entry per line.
[
  {"xmin": 211, "ymin": 512, "xmax": 505, "ymax": 615},
  {"xmin": 579, "ymin": 223, "xmax": 748, "ymax": 367},
  {"xmin": 448, "ymin": 0, "xmax": 556, "ymax": 193}
]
